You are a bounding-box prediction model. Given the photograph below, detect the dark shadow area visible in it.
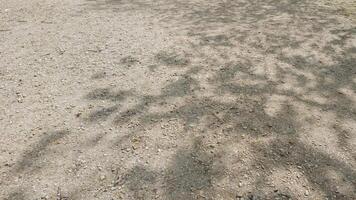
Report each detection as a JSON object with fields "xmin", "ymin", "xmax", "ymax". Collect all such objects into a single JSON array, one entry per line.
[
  {"xmin": 164, "ymin": 137, "xmax": 224, "ymax": 200},
  {"xmin": 14, "ymin": 130, "xmax": 70, "ymax": 173},
  {"xmin": 120, "ymin": 55, "xmax": 141, "ymax": 67},
  {"xmin": 115, "ymin": 137, "xmax": 225, "ymax": 200},
  {"xmin": 115, "ymin": 166, "xmax": 158, "ymax": 199},
  {"xmin": 4, "ymin": 190, "xmax": 26, "ymax": 200},
  {"xmin": 86, "ymin": 105, "xmax": 119, "ymax": 122},
  {"xmin": 252, "ymin": 137, "xmax": 356, "ymax": 199},
  {"xmin": 86, "ymin": 88, "xmax": 133, "ymax": 102},
  {"xmin": 161, "ymin": 76, "xmax": 199, "ymax": 97},
  {"xmin": 85, "ymin": 88, "xmax": 134, "ymax": 122},
  {"xmin": 155, "ymin": 51, "xmax": 190, "ymax": 67}
]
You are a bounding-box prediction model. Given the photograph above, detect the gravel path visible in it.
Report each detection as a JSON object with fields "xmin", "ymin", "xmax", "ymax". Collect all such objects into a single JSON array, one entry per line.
[{"xmin": 1, "ymin": 0, "xmax": 355, "ymax": 199}]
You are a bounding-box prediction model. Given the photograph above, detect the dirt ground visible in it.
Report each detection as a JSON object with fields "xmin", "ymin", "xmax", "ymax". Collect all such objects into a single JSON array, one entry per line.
[{"xmin": 0, "ymin": 0, "xmax": 355, "ymax": 199}]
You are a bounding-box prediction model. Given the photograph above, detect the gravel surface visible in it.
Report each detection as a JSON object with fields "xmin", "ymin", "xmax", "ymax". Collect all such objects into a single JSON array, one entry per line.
[{"xmin": 1, "ymin": 0, "xmax": 355, "ymax": 199}]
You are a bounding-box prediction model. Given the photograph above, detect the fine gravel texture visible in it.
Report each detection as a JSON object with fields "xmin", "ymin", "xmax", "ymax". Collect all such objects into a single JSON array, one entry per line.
[{"xmin": 0, "ymin": 0, "xmax": 356, "ymax": 199}]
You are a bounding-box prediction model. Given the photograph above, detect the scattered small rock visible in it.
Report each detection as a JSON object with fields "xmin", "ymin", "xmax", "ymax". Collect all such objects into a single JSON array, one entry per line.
[
  {"xmin": 100, "ymin": 175, "xmax": 106, "ymax": 181},
  {"xmin": 304, "ymin": 190, "xmax": 309, "ymax": 196}
]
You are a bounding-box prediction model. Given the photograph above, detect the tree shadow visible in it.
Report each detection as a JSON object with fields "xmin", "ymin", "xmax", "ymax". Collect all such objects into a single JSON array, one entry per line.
[
  {"xmin": 164, "ymin": 137, "xmax": 224, "ymax": 200},
  {"xmin": 14, "ymin": 130, "xmax": 70, "ymax": 173},
  {"xmin": 252, "ymin": 137, "xmax": 356, "ymax": 199},
  {"xmin": 4, "ymin": 190, "xmax": 26, "ymax": 200},
  {"xmin": 77, "ymin": 0, "xmax": 355, "ymax": 192},
  {"xmin": 4, "ymin": 0, "xmax": 355, "ymax": 199},
  {"xmin": 2, "ymin": 131, "xmax": 70, "ymax": 199},
  {"xmin": 114, "ymin": 137, "xmax": 225, "ymax": 200}
]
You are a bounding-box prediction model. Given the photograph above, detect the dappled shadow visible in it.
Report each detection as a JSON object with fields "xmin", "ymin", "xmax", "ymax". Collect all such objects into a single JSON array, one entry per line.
[
  {"xmin": 3, "ymin": 0, "xmax": 355, "ymax": 199},
  {"xmin": 2, "ymin": 131, "xmax": 70, "ymax": 199},
  {"xmin": 77, "ymin": 0, "xmax": 356, "ymax": 197},
  {"xmin": 120, "ymin": 55, "xmax": 141, "ymax": 67},
  {"xmin": 114, "ymin": 137, "xmax": 224, "ymax": 200},
  {"xmin": 115, "ymin": 166, "xmax": 158, "ymax": 199},
  {"xmin": 84, "ymin": 88, "xmax": 134, "ymax": 121},
  {"xmin": 86, "ymin": 88, "xmax": 133, "ymax": 102},
  {"xmin": 4, "ymin": 190, "xmax": 26, "ymax": 200},
  {"xmin": 14, "ymin": 130, "xmax": 70, "ymax": 173},
  {"xmin": 252, "ymin": 137, "xmax": 356, "ymax": 199},
  {"xmin": 164, "ymin": 137, "xmax": 224, "ymax": 200},
  {"xmin": 155, "ymin": 51, "xmax": 190, "ymax": 67}
]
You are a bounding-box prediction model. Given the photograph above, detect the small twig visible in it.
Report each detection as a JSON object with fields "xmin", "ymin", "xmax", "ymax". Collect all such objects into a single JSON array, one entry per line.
[
  {"xmin": 41, "ymin": 20, "xmax": 53, "ymax": 24},
  {"xmin": 41, "ymin": 53, "xmax": 51, "ymax": 57}
]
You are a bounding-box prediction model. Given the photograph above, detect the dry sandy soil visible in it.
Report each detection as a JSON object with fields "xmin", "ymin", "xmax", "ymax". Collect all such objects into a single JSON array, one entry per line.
[{"xmin": 1, "ymin": 0, "xmax": 355, "ymax": 199}]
